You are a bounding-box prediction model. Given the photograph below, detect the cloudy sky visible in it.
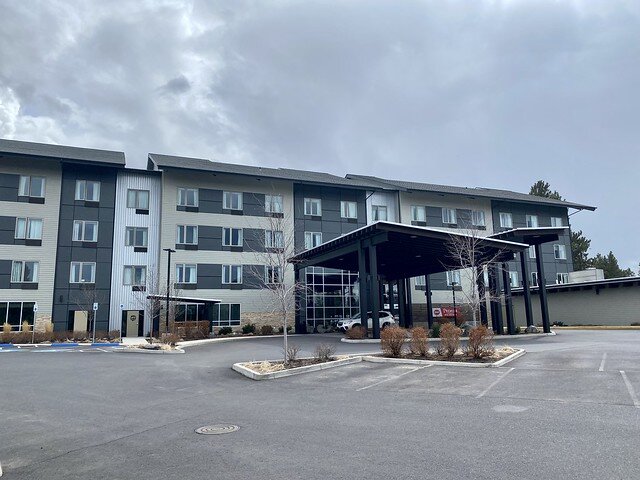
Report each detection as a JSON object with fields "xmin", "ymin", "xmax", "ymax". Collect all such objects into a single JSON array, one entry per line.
[{"xmin": 0, "ymin": 0, "xmax": 638, "ymax": 269}]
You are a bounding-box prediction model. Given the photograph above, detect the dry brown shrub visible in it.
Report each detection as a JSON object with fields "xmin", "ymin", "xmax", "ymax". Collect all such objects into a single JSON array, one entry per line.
[
  {"xmin": 380, "ymin": 326, "xmax": 406, "ymax": 358},
  {"xmin": 161, "ymin": 332, "xmax": 181, "ymax": 346},
  {"xmin": 465, "ymin": 325, "xmax": 494, "ymax": 358},
  {"xmin": 345, "ymin": 325, "xmax": 366, "ymax": 339},
  {"xmin": 409, "ymin": 326, "xmax": 429, "ymax": 357},
  {"xmin": 314, "ymin": 343, "xmax": 336, "ymax": 362},
  {"xmin": 438, "ymin": 322, "xmax": 462, "ymax": 358},
  {"xmin": 285, "ymin": 344, "xmax": 301, "ymax": 363},
  {"xmin": 44, "ymin": 321, "xmax": 54, "ymax": 333}
]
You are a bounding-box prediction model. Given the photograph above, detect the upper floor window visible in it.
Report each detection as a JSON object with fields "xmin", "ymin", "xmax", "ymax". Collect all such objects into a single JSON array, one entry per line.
[
  {"xmin": 265, "ymin": 230, "xmax": 284, "ymax": 249},
  {"xmin": 304, "ymin": 231, "xmax": 322, "ymax": 249},
  {"xmin": 509, "ymin": 271, "xmax": 519, "ymax": 288},
  {"xmin": 19, "ymin": 176, "xmax": 45, "ymax": 198},
  {"xmin": 127, "ymin": 189, "xmax": 150, "ymax": 209},
  {"xmin": 442, "ymin": 208, "xmax": 457, "ymax": 225},
  {"xmin": 222, "ymin": 264, "xmax": 243, "ymax": 284},
  {"xmin": 223, "ymin": 227, "xmax": 243, "ymax": 247},
  {"xmin": 15, "ymin": 218, "xmax": 43, "ymax": 240},
  {"xmin": 411, "ymin": 206, "xmax": 426, "ymax": 223},
  {"xmin": 70, "ymin": 262, "xmax": 96, "ymax": 283},
  {"xmin": 11, "ymin": 261, "xmax": 39, "ymax": 283},
  {"xmin": 176, "ymin": 225, "xmax": 198, "ymax": 245},
  {"xmin": 554, "ymin": 244, "xmax": 567, "ymax": 260},
  {"xmin": 177, "ymin": 188, "xmax": 198, "ymax": 207},
  {"xmin": 75, "ymin": 180, "xmax": 100, "ymax": 202},
  {"xmin": 341, "ymin": 201, "xmax": 357, "ymax": 219},
  {"xmin": 499, "ymin": 212, "xmax": 513, "ymax": 228},
  {"xmin": 551, "ymin": 216, "xmax": 563, "ymax": 227},
  {"xmin": 446, "ymin": 270, "xmax": 461, "ymax": 286},
  {"xmin": 265, "ymin": 266, "xmax": 283, "ymax": 284},
  {"xmin": 304, "ymin": 198, "xmax": 322, "ymax": 216},
  {"xmin": 557, "ymin": 273, "xmax": 569, "ymax": 284},
  {"xmin": 415, "ymin": 275, "xmax": 426, "ymax": 287},
  {"xmin": 265, "ymin": 194, "xmax": 283, "ymax": 214},
  {"xmin": 472, "ymin": 210, "xmax": 486, "ymax": 227},
  {"xmin": 372, "ymin": 205, "xmax": 387, "ymax": 221},
  {"xmin": 123, "ymin": 266, "xmax": 147, "ymax": 286},
  {"xmin": 73, "ymin": 220, "xmax": 98, "ymax": 242},
  {"xmin": 528, "ymin": 245, "xmax": 536, "ymax": 258},
  {"xmin": 125, "ymin": 227, "xmax": 148, "ymax": 247},
  {"xmin": 526, "ymin": 215, "xmax": 539, "ymax": 228},
  {"xmin": 223, "ymin": 191, "xmax": 243, "ymax": 210},
  {"xmin": 176, "ymin": 264, "xmax": 197, "ymax": 284}
]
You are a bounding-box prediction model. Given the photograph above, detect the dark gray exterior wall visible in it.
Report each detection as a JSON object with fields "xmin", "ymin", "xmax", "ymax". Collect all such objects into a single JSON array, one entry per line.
[
  {"xmin": 194, "ymin": 263, "xmax": 263, "ymax": 290},
  {"xmin": 0, "ymin": 173, "xmax": 19, "ymax": 202},
  {"xmin": 197, "ymin": 226, "xmax": 264, "ymax": 253}
]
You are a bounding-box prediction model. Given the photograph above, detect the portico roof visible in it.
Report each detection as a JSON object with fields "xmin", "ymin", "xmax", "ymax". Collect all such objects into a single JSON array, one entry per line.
[{"xmin": 488, "ymin": 226, "xmax": 568, "ymax": 246}]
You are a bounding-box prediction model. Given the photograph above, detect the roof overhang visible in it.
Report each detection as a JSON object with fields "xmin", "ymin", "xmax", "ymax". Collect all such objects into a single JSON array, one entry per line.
[
  {"xmin": 146, "ymin": 295, "xmax": 221, "ymax": 304},
  {"xmin": 489, "ymin": 227, "xmax": 568, "ymax": 246}
]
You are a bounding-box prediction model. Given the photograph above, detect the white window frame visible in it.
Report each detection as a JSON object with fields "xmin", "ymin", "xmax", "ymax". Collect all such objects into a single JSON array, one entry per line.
[
  {"xmin": 176, "ymin": 225, "xmax": 198, "ymax": 245},
  {"xmin": 177, "ymin": 188, "xmax": 198, "ymax": 207},
  {"xmin": 554, "ymin": 244, "xmax": 567, "ymax": 260},
  {"xmin": 446, "ymin": 270, "xmax": 461, "ymax": 286},
  {"xmin": 509, "ymin": 271, "xmax": 519, "ymax": 288},
  {"xmin": 411, "ymin": 206, "xmax": 426, "ymax": 223},
  {"xmin": 127, "ymin": 189, "xmax": 150, "ymax": 209},
  {"xmin": 125, "ymin": 227, "xmax": 148, "ymax": 247},
  {"xmin": 415, "ymin": 275, "xmax": 426, "ymax": 287},
  {"xmin": 304, "ymin": 198, "xmax": 322, "ymax": 216},
  {"xmin": 265, "ymin": 230, "xmax": 284, "ymax": 249},
  {"xmin": 73, "ymin": 220, "xmax": 99, "ymax": 242},
  {"xmin": 222, "ymin": 227, "xmax": 243, "ymax": 247},
  {"xmin": 19, "ymin": 176, "xmax": 46, "ymax": 198},
  {"xmin": 340, "ymin": 201, "xmax": 357, "ymax": 219},
  {"xmin": 69, "ymin": 262, "xmax": 96, "ymax": 284},
  {"xmin": 265, "ymin": 194, "xmax": 283, "ymax": 214},
  {"xmin": 15, "ymin": 218, "xmax": 43, "ymax": 240},
  {"xmin": 223, "ymin": 191, "xmax": 243, "ymax": 210},
  {"xmin": 304, "ymin": 231, "xmax": 322, "ymax": 249},
  {"xmin": 551, "ymin": 216, "xmax": 563, "ymax": 227},
  {"xmin": 526, "ymin": 215, "xmax": 539, "ymax": 228},
  {"xmin": 265, "ymin": 266, "xmax": 283, "ymax": 284},
  {"xmin": 499, "ymin": 212, "xmax": 513, "ymax": 228},
  {"xmin": 75, "ymin": 180, "xmax": 100, "ymax": 202},
  {"xmin": 471, "ymin": 210, "xmax": 486, "ymax": 227},
  {"xmin": 123, "ymin": 265, "xmax": 147, "ymax": 286},
  {"xmin": 442, "ymin": 208, "xmax": 457, "ymax": 225},
  {"xmin": 222, "ymin": 264, "xmax": 243, "ymax": 284},
  {"xmin": 11, "ymin": 261, "xmax": 39, "ymax": 283},
  {"xmin": 528, "ymin": 245, "xmax": 536, "ymax": 259},
  {"xmin": 372, "ymin": 205, "xmax": 388, "ymax": 221},
  {"xmin": 176, "ymin": 264, "xmax": 197, "ymax": 284},
  {"xmin": 556, "ymin": 273, "xmax": 569, "ymax": 284}
]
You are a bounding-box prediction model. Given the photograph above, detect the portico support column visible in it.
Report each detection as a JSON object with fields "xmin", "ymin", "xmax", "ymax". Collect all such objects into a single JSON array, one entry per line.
[
  {"xmin": 405, "ymin": 278, "xmax": 414, "ymax": 328},
  {"xmin": 519, "ymin": 251, "xmax": 534, "ymax": 328},
  {"xmin": 358, "ymin": 245, "xmax": 369, "ymax": 337},
  {"xmin": 534, "ymin": 244, "xmax": 551, "ymax": 333},
  {"xmin": 425, "ymin": 274, "xmax": 434, "ymax": 330},
  {"xmin": 397, "ymin": 278, "xmax": 407, "ymax": 328},
  {"xmin": 501, "ymin": 262, "xmax": 516, "ymax": 335},
  {"xmin": 476, "ymin": 267, "xmax": 488, "ymax": 327},
  {"xmin": 294, "ymin": 267, "xmax": 306, "ymax": 334},
  {"xmin": 369, "ymin": 245, "xmax": 381, "ymax": 339},
  {"xmin": 488, "ymin": 264, "xmax": 504, "ymax": 335}
]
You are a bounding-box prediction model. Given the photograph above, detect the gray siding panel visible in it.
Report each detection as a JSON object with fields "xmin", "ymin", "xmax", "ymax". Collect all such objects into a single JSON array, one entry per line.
[
  {"xmin": 199, "ymin": 188, "xmax": 223, "ymax": 214},
  {"xmin": 0, "ymin": 173, "xmax": 19, "ymax": 202},
  {"xmin": 0, "ymin": 259, "xmax": 12, "ymax": 288}
]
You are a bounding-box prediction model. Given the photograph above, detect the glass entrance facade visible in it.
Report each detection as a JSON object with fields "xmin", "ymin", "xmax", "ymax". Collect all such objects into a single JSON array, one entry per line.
[{"xmin": 305, "ymin": 267, "xmax": 360, "ymax": 331}]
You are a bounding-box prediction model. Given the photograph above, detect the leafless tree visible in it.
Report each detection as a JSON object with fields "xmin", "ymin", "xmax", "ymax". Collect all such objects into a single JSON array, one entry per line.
[
  {"xmin": 73, "ymin": 285, "xmax": 109, "ymax": 336},
  {"xmin": 132, "ymin": 267, "xmax": 183, "ymax": 339}
]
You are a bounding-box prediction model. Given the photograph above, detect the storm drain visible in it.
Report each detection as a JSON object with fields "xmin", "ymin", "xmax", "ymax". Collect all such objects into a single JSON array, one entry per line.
[{"xmin": 195, "ymin": 424, "xmax": 240, "ymax": 435}]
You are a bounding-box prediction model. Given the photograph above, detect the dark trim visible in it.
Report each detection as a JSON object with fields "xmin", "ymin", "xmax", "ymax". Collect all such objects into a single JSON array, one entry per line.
[
  {"xmin": 73, "ymin": 241, "xmax": 98, "ymax": 248},
  {"xmin": 224, "ymin": 209, "xmax": 243, "ymax": 216},
  {"xmin": 475, "ymin": 225, "xmax": 487, "ymax": 231},
  {"xmin": 176, "ymin": 283, "xmax": 197, "ymax": 290},
  {"xmin": 20, "ymin": 239, "xmax": 42, "ymax": 247},
  {"xmin": 177, "ymin": 205, "xmax": 199, "ymax": 212},
  {"xmin": 82, "ymin": 200, "xmax": 100, "ymax": 208},
  {"xmin": 133, "ymin": 246, "xmax": 148, "ymax": 253},
  {"xmin": 411, "ymin": 221, "xmax": 427, "ymax": 227},
  {"xmin": 132, "ymin": 285, "xmax": 146, "ymax": 292},
  {"xmin": 10, "ymin": 282, "xmax": 39, "ymax": 290},
  {"xmin": 135, "ymin": 208, "xmax": 149, "ymax": 215},
  {"xmin": 223, "ymin": 283, "xmax": 243, "ymax": 290},
  {"xmin": 176, "ymin": 244, "xmax": 198, "ymax": 251},
  {"xmin": 18, "ymin": 196, "xmax": 45, "ymax": 204},
  {"xmin": 266, "ymin": 212, "xmax": 284, "ymax": 218}
]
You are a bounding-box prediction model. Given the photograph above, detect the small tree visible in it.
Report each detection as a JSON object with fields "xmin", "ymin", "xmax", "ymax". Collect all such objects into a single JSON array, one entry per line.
[
  {"xmin": 73, "ymin": 285, "xmax": 109, "ymax": 339},
  {"xmin": 132, "ymin": 267, "xmax": 183, "ymax": 340}
]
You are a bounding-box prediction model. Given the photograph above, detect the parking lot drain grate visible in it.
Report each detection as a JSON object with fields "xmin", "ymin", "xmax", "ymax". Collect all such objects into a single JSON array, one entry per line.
[{"xmin": 195, "ymin": 425, "xmax": 240, "ymax": 435}]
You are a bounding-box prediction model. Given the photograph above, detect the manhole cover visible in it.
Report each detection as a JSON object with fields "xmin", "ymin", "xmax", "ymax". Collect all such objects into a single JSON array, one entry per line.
[{"xmin": 195, "ymin": 424, "xmax": 240, "ymax": 435}]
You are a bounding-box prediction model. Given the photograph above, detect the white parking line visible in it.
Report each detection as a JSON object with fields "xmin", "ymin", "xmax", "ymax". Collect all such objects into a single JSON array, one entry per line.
[
  {"xmin": 598, "ymin": 353, "xmax": 607, "ymax": 372},
  {"xmin": 476, "ymin": 367, "xmax": 515, "ymax": 399},
  {"xmin": 356, "ymin": 365, "xmax": 431, "ymax": 391},
  {"xmin": 620, "ymin": 371, "xmax": 640, "ymax": 408}
]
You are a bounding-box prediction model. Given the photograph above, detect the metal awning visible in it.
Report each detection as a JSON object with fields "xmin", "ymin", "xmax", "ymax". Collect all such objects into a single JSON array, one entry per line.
[
  {"xmin": 488, "ymin": 226, "xmax": 568, "ymax": 246},
  {"xmin": 146, "ymin": 295, "xmax": 221, "ymax": 304}
]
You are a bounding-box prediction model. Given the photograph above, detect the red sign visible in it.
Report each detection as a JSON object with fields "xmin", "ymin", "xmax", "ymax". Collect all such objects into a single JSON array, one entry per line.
[{"xmin": 432, "ymin": 307, "xmax": 462, "ymax": 318}]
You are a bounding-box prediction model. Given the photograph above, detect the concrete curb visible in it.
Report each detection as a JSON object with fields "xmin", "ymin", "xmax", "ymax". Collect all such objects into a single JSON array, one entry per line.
[
  {"xmin": 0, "ymin": 342, "xmax": 121, "ymax": 348},
  {"xmin": 112, "ymin": 347, "xmax": 185, "ymax": 354},
  {"xmin": 361, "ymin": 349, "xmax": 525, "ymax": 368},
  {"xmin": 341, "ymin": 332, "xmax": 556, "ymax": 344},
  {"xmin": 178, "ymin": 334, "xmax": 304, "ymax": 348},
  {"xmin": 233, "ymin": 356, "xmax": 362, "ymax": 380}
]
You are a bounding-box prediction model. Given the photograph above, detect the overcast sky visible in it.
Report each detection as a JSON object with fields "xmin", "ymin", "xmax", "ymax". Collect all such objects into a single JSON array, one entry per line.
[{"xmin": 1, "ymin": 0, "xmax": 638, "ymax": 269}]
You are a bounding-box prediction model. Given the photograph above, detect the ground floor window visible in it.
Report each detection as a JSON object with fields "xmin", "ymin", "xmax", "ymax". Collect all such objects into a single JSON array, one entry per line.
[
  {"xmin": 0, "ymin": 301, "xmax": 35, "ymax": 330},
  {"xmin": 212, "ymin": 303, "xmax": 241, "ymax": 327},
  {"xmin": 174, "ymin": 303, "xmax": 206, "ymax": 322}
]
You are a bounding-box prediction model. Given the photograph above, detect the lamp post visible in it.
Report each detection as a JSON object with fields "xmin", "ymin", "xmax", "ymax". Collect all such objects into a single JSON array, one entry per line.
[
  {"xmin": 451, "ymin": 281, "xmax": 458, "ymax": 325},
  {"xmin": 163, "ymin": 248, "xmax": 175, "ymax": 334}
]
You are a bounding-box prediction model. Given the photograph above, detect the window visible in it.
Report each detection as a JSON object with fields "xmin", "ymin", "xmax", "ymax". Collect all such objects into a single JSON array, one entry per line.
[
  {"xmin": 554, "ymin": 244, "xmax": 567, "ymax": 260},
  {"xmin": 446, "ymin": 270, "xmax": 461, "ymax": 286},
  {"xmin": 304, "ymin": 198, "xmax": 322, "ymax": 216},
  {"xmin": 73, "ymin": 220, "xmax": 98, "ymax": 242},
  {"xmin": 127, "ymin": 189, "xmax": 150, "ymax": 209},
  {"xmin": 531, "ymin": 271, "xmax": 539, "ymax": 286},
  {"xmin": 304, "ymin": 232, "xmax": 322, "ymax": 249},
  {"xmin": 125, "ymin": 227, "xmax": 148, "ymax": 247},
  {"xmin": 123, "ymin": 266, "xmax": 146, "ymax": 286},
  {"xmin": 75, "ymin": 180, "xmax": 100, "ymax": 201},
  {"xmin": 557, "ymin": 273, "xmax": 569, "ymax": 284},
  {"xmin": 15, "ymin": 218, "xmax": 43, "ymax": 240},
  {"xmin": 223, "ymin": 227, "xmax": 243, "ymax": 247},
  {"xmin": 526, "ymin": 215, "xmax": 539, "ymax": 228},
  {"xmin": 70, "ymin": 262, "xmax": 96, "ymax": 283},
  {"xmin": 415, "ymin": 275, "xmax": 426, "ymax": 287},
  {"xmin": 265, "ymin": 266, "xmax": 283, "ymax": 284},
  {"xmin": 442, "ymin": 208, "xmax": 457, "ymax": 225},
  {"xmin": 11, "ymin": 261, "xmax": 39, "ymax": 283},
  {"xmin": 176, "ymin": 264, "xmax": 197, "ymax": 284},
  {"xmin": 223, "ymin": 191, "xmax": 243, "ymax": 210},
  {"xmin": 265, "ymin": 194, "xmax": 283, "ymax": 214},
  {"xmin": 176, "ymin": 225, "xmax": 198, "ymax": 245},
  {"xmin": 528, "ymin": 245, "xmax": 536, "ymax": 258},
  {"xmin": 177, "ymin": 188, "xmax": 198, "ymax": 207},
  {"xmin": 340, "ymin": 201, "xmax": 357, "ymax": 219},
  {"xmin": 472, "ymin": 210, "xmax": 486, "ymax": 227},
  {"xmin": 0, "ymin": 301, "xmax": 36, "ymax": 330},
  {"xmin": 499, "ymin": 212, "xmax": 513, "ymax": 228},
  {"xmin": 222, "ymin": 265, "xmax": 243, "ymax": 284},
  {"xmin": 372, "ymin": 205, "xmax": 387, "ymax": 221},
  {"xmin": 411, "ymin": 206, "xmax": 426, "ymax": 223},
  {"xmin": 212, "ymin": 303, "xmax": 241, "ymax": 327},
  {"xmin": 551, "ymin": 216, "xmax": 563, "ymax": 227},
  {"xmin": 265, "ymin": 230, "xmax": 284, "ymax": 249},
  {"xmin": 19, "ymin": 176, "xmax": 45, "ymax": 198},
  {"xmin": 509, "ymin": 271, "xmax": 519, "ymax": 288}
]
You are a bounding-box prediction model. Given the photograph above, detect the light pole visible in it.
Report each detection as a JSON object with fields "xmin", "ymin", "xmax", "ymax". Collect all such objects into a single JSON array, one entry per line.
[
  {"xmin": 163, "ymin": 248, "xmax": 175, "ymax": 334},
  {"xmin": 451, "ymin": 281, "xmax": 458, "ymax": 325}
]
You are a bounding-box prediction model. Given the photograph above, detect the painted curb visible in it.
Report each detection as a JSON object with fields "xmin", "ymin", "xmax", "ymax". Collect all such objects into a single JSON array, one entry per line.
[
  {"xmin": 112, "ymin": 347, "xmax": 185, "ymax": 354},
  {"xmin": 341, "ymin": 332, "xmax": 556, "ymax": 344},
  {"xmin": 178, "ymin": 334, "xmax": 304, "ymax": 348},
  {"xmin": 361, "ymin": 349, "xmax": 525, "ymax": 368},
  {"xmin": 233, "ymin": 356, "xmax": 363, "ymax": 380}
]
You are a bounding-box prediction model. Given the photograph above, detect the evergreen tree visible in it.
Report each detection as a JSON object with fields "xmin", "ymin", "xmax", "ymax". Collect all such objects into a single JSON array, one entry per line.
[
  {"xmin": 529, "ymin": 180, "xmax": 563, "ymax": 200},
  {"xmin": 588, "ymin": 252, "xmax": 634, "ymax": 278},
  {"xmin": 570, "ymin": 230, "xmax": 591, "ymax": 271}
]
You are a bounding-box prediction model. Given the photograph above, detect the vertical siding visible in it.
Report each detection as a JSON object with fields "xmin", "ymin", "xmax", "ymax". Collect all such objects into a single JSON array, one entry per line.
[
  {"xmin": 366, "ymin": 191, "xmax": 399, "ymax": 223},
  {"xmin": 109, "ymin": 171, "xmax": 162, "ymax": 333}
]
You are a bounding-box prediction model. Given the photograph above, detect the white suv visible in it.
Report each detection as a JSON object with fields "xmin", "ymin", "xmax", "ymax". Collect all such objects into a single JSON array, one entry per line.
[{"xmin": 336, "ymin": 311, "xmax": 397, "ymax": 332}]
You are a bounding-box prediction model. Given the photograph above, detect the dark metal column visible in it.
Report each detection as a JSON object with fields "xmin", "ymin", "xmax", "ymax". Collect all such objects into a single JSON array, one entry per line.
[
  {"xmin": 534, "ymin": 243, "xmax": 551, "ymax": 333},
  {"xmin": 476, "ymin": 267, "xmax": 488, "ymax": 327},
  {"xmin": 425, "ymin": 274, "xmax": 434, "ymax": 329},
  {"xmin": 358, "ymin": 245, "xmax": 369, "ymax": 337},
  {"xmin": 388, "ymin": 281, "xmax": 396, "ymax": 317},
  {"xmin": 501, "ymin": 262, "xmax": 516, "ymax": 335},
  {"xmin": 405, "ymin": 278, "xmax": 414, "ymax": 328},
  {"xmin": 397, "ymin": 276, "xmax": 406, "ymax": 328},
  {"xmin": 369, "ymin": 245, "xmax": 381, "ymax": 339},
  {"xmin": 488, "ymin": 264, "xmax": 504, "ymax": 335},
  {"xmin": 294, "ymin": 267, "xmax": 306, "ymax": 334},
  {"xmin": 519, "ymin": 251, "xmax": 534, "ymax": 328}
]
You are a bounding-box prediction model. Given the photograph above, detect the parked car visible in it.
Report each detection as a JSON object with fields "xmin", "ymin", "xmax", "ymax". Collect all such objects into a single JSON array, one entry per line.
[{"xmin": 336, "ymin": 311, "xmax": 397, "ymax": 332}]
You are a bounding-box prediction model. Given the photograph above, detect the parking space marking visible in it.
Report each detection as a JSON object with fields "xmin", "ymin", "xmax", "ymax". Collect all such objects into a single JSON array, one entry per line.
[
  {"xmin": 476, "ymin": 367, "xmax": 515, "ymax": 398},
  {"xmin": 356, "ymin": 365, "xmax": 431, "ymax": 391},
  {"xmin": 620, "ymin": 371, "xmax": 640, "ymax": 408},
  {"xmin": 599, "ymin": 353, "xmax": 607, "ymax": 372}
]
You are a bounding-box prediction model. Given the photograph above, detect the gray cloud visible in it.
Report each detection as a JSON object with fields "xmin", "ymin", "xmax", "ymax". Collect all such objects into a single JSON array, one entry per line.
[{"xmin": 0, "ymin": 0, "xmax": 638, "ymax": 269}]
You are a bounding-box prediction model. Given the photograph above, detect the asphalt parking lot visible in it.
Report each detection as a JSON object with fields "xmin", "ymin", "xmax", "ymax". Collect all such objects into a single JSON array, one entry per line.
[{"xmin": 1, "ymin": 330, "xmax": 639, "ymax": 479}]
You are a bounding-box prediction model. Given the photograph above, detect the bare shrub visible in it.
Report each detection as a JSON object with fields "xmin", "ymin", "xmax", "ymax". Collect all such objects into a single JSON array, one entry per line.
[
  {"xmin": 21, "ymin": 321, "xmax": 31, "ymax": 332},
  {"xmin": 285, "ymin": 344, "xmax": 301, "ymax": 364},
  {"xmin": 161, "ymin": 332, "xmax": 181, "ymax": 346},
  {"xmin": 44, "ymin": 321, "xmax": 54, "ymax": 333},
  {"xmin": 465, "ymin": 325, "xmax": 494, "ymax": 359},
  {"xmin": 409, "ymin": 326, "xmax": 429, "ymax": 357},
  {"xmin": 314, "ymin": 343, "xmax": 336, "ymax": 362},
  {"xmin": 2, "ymin": 322, "xmax": 11, "ymax": 334},
  {"xmin": 108, "ymin": 330, "xmax": 121, "ymax": 342},
  {"xmin": 32, "ymin": 331, "xmax": 54, "ymax": 343},
  {"xmin": 260, "ymin": 324, "xmax": 274, "ymax": 336},
  {"xmin": 345, "ymin": 326, "xmax": 366, "ymax": 339},
  {"xmin": 380, "ymin": 326, "xmax": 406, "ymax": 358},
  {"xmin": 438, "ymin": 322, "xmax": 462, "ymax": 358}
]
